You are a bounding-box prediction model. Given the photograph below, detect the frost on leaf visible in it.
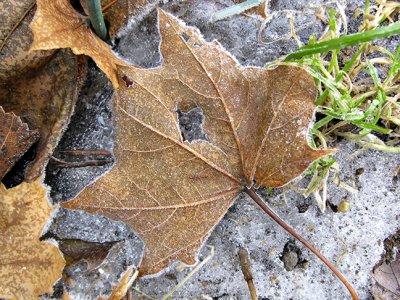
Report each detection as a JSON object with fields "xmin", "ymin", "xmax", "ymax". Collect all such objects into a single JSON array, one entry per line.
[
  {"xmin": 0, "ymin": 0, "xmax": 86, "ymax": 181},
  {"xmin": 0, "ymin": 107, "xmax": 39, "ymax": 179},
  {"xmin": 29, "ymin": 0, "xmax": 125, "ymax": 87},
  {"xmin": 0, "ymin": 180, "xmax": 65, "ymax": 299},
  {"xmin": 62, "ymin": 9, "xmax": 332, "ymax": 275}
]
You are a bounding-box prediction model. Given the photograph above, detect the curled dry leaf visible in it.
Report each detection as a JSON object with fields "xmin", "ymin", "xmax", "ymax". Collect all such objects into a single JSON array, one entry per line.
[
  {"xmin": 59, "ymin": 239, "xmax": 116, "ymax": 271},
  {"xmin": 0, "ymin": 107, "xmax": 39, "ymax": 179},
  {"xmin": 100, "ymin": 267, "xmax": 136, "ymax": 300},
  {"xmin": 62, "ymin": 9, "xmax": 332, "ymax": 275},
  {"xmin": 0, "ymin": 0, "xmax": 86, "ymax": 181},
  {"xmin": 0, "ymin": 180, "xmax": 65, "ymax": 299},
  {"xmin": 61, "ymin": 241, "xmax": 137, "ymax": 300},
  {"xmin": 30, "ymin": 0, "xmax": 126, "ymax": 87}
]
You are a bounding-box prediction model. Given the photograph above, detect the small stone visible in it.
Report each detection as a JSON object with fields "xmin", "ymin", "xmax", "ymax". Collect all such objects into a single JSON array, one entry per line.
[
  {"xmin": 282, "ymin": 251, "xmax": 299, "ymax": 271},
  {"xmin": 338, "ymin": 201, "xmax": 351, "ymax": 213}
]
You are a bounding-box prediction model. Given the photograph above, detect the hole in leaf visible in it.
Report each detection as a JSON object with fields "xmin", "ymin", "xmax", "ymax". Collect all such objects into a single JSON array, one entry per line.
[
  {"xmin": 180, "ymin": 32, "xmax": 190, "ymax": 42},
  {"xmin": 177, "ymin": 107, "xmax": 208, "ymax": 143}
]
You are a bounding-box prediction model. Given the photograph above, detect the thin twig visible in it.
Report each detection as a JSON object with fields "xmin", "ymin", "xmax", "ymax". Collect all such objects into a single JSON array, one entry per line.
[
  {"xmin": 244, "ymin": 187, "xmax": 359, "ymax": 300},
  {"xmin": 238, "ymin": 247, "xmax": 258, "ymax": 300},
  {"xmin": 50, "ymin": 156, "xmax": 113, "ymax": 168},
  {"xmin": 59, "ymin": 149, "xmax": 112, "ymax": 157},
  {"xmin": 102, "ymin": 0, "xmax": 119, "ymax": 12},
  {"xmin": 0, "ymin": 1, "xmax": 36, "ymax": 52}
]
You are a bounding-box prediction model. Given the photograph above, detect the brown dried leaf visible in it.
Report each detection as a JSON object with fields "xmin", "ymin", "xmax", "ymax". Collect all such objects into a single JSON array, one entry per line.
[
  {"xmin": 30, "ymin": 0, "xmax": 125, "ymax": 87},
  {"xmin": 0, "ymin": 107, "xmax": 39, "ymax": 179},
  {"xmin": 62, "ymin": 9, "xmax": 332, "ymax": 275},
  {"xmin": 0, "ymin": 0, "xmax": 86, "ymax": 181},
  {"xmin": 0, "ymin": 180, "xmax": 65, "ymax": 299},
  {"xmin": 371, "ymin": 255, "xmax": 400, "ymax": 300},
  {"xmin": 59, "ymin": 239, "xmax": 116, "ymax": 271},
  {"xmin": 61, "ymin": 241, "xmax": 137, "ymax": 300}
]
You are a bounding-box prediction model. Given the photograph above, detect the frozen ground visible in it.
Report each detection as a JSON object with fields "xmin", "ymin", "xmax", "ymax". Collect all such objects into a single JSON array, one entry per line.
[{"xmin": 43, "ymin": 0, "xmax": 400, "ymax": 299}]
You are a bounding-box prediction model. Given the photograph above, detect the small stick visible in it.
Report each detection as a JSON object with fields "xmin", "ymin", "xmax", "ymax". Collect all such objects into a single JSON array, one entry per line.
[
  {"xmin": 59, "ymin": 149, "xmax": 112, "ymax": 157},
  {"xmin": 238, "ymin": 247, "xmax": 258, "ymax": 300},
  {"xmin": 50, "ymin": 156, "xmax": 113, "ymax": 168},
  {"xmin": 245, "ymin": 187, "xmax": 359, "ymax": 300},
  {"xmin": 102, "ymin": 0, "xmax": 119, "ymax": 12}
]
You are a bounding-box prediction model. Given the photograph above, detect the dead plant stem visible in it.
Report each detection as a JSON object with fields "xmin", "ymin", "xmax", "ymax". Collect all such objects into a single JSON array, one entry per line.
[{"xmin": 244, "ymin": 187, "xmax": 359, "ymax": 300}]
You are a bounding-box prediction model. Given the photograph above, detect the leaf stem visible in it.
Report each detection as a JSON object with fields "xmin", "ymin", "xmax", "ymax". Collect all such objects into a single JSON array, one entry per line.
[
  {"xmin": 244, "ymin": 187, "xmax": 359, "ymax": 300},
  {"xmin": 87, "ymin": 0, "xmax": 107, "ymax": 40},
  {"xmin": 50, "ymin": 156, "xmax": 113, "ymax": 168}
]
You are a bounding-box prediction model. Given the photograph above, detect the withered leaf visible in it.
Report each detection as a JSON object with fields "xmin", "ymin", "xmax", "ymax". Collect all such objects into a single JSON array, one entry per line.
[
  {"xmin": 59, "ymin": 239, "xmax": 116, "ymax": 270},
  {"xmin": 62, "ymin": 241, "xmax": 137, "ymax": 300},
  {"xmin": 371, "ymin": 256, "xmax": 400, "ymax": 300},
  {"xmin": 0, "ymin": 179, "xmax": 65, "ymax": 299},
  {"xmin": 30, "ymin": 0, "xmax": 125, "ymax": 87},
  {"xmin": 0, "ymin": 0, "xmax": 86, "ymax": 181},
  {"xmin": 0, "ymin": 106, "xmax": 39, "ymax": 179},
  {"xmin": 62, "ymin": 9, "xmax": 332, "ymax": 275}
]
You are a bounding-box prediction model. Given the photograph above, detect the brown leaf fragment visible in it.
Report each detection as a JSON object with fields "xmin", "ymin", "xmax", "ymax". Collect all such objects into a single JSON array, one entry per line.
[
  {"xmin": 62, "ymin": 9, "xmax": 332, "ymax": 275},
  {"xmin": 62, "ymin": 241, "xmax": 138, "ymax": 300},
  {"xmin": 0, "ymin": 0, "xmax": 86, "ymax": 181},
  {"xmin": 59, "ymin": 239, "xmax": 116, "ymax": 271},
  {"xmin": 0, "ymin": 180, "xmax": 65, "ymax": 300},
  {"xmin": 30, "ymin": 0, "xmax": 125, "ymax": 87},
  {"xmin": 100, "ymin": 267, "xmax": 136, "ymax": 300},
  {"xmin": 371, "ymin": 255, "xmax": 400, "ymax": 300},
  {"xmin": 0, "ymin": 107, "xmax": 39, "ymax": 179}
]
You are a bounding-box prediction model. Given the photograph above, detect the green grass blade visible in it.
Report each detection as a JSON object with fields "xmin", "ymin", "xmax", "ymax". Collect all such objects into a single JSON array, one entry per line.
[
  {"xmin": 385, "ymin": 44, "xmax": 400, "ymax": 85},
  {"xmin": 285, "ymin": 22, "xmax": 400, "ymax": 60}
]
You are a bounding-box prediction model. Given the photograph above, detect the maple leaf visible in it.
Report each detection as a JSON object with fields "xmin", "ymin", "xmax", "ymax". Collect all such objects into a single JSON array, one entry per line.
[
  {"xmin": 62, "ymin": 9, "xmax": 333, "ymax": 275},
  {"xmin": 30, "ymin": 0, "xmax": 127, "ymax": 87},
  {"xmin": 0, "ymin": 0, "xmax": 86, "ymax": 181},
  {"xmin": 0, "ymin": 179, "xmax": 65, "ymax": 299},
  {"xmin": 0, "ymin": 106, "xmax": 39, "ymax": 179}
]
